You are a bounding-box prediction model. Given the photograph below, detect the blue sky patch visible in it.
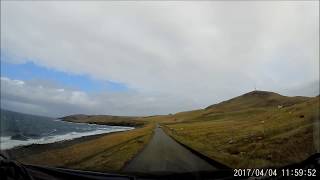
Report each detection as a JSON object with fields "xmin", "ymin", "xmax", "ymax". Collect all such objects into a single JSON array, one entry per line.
[{"xmin": 0, "ymin": 60, "xmax": 129, "ymax": 92}]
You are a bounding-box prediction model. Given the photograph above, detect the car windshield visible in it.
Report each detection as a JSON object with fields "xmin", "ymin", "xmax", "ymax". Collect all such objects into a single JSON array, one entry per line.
[{"xmin": 0, "ymin": 1, "xmax": 319, "ymax": 179}]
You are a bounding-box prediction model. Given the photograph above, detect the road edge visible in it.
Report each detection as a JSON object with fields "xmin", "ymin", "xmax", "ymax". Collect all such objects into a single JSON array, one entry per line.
[{"xmin": 161, "ymin": 125, "xmax": 231, "ymax": 169}]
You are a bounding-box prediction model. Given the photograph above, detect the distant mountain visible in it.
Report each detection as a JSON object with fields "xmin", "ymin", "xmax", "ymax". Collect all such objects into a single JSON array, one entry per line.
[
  {"xmin": 205, "ymin": 90, "xmax": 311, "ymax": 111},
  {"xmin": 60, "ymin": 114, "xmax": 92, "ymax": 122},
  {"xmin": 60, "ymin": 114, "xmax": 144, "ymax": 127},
  {"xmin": 172, "ymin": 90, "xmax": 316, "ymax": 122}
]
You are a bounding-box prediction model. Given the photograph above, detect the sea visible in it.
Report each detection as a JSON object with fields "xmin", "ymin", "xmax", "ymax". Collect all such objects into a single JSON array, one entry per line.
[{"xmin": 0, "ymin": 109, "xmax": 134, "ymax": 150}]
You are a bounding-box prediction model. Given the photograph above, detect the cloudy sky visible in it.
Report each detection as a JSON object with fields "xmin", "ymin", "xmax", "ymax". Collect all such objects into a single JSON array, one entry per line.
[{"xmin": 1, "ymin": 1, "xmax": 319, "ymax": 117}]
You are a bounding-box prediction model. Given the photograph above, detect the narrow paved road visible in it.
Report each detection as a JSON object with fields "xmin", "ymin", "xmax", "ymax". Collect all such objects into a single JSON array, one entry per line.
[{"xmin": 123, "ymin": 125, "xmax": 217, "ymax": 173}]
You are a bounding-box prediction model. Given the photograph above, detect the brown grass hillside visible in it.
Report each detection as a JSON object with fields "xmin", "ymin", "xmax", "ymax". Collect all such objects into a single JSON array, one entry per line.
[
  {"xmin": 162, "ymin": 91, "xmax": 319, "ymax": 168},
  {"xmin": 61, "ymin": 114, "xmax": 146, "ymax": 127}
]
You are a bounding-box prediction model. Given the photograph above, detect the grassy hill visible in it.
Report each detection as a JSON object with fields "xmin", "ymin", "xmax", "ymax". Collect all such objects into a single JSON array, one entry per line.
[
  {"xmin": 162, "ymin": 91, "xmax": 319, "ymax": 168},
  {"xmin": 206, "ymin": 90, "xmax": 310, "ymax": 111},
  {"xmin": 61, "ymin": 114, "xmax": 146, "ymax": 127},
  {"xmin": 170, "ymin": 91, "xmax": 311, "ymax": 122}
]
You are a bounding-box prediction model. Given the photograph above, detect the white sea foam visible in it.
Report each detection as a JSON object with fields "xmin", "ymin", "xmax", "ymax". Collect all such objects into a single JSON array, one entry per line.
[{"xmin": 0, "ymin": 127, "xmax": 134, "ymax": 150}]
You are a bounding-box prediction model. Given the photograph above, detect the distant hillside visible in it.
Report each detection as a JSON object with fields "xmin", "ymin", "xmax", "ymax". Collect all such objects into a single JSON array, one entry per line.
[
  {"xmin": 206, "ymin": 90, "xmax": 311, "ymax": 111},
  {"xmin": 60, "ymin": 114, "xmax": 145, "ymax": 127},
  {"xmin": 172, "ymin": 91, "xmax": 313, "ymax": 122}
]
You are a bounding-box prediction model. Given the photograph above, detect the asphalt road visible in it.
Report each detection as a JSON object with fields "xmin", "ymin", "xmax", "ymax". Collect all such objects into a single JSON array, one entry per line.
[{"xmin": 123, "ymin": 125, "xmax": 217, "ymax": 173}]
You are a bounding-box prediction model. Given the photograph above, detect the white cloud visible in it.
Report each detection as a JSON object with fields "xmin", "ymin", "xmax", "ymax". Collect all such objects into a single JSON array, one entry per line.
[
  {"xmin": 1, "ymin": 1, "xmax": 319, "ymax": 116},
  {"xmin": 0, "ymin": 77, "xmax": 197, "ymax": 117}
]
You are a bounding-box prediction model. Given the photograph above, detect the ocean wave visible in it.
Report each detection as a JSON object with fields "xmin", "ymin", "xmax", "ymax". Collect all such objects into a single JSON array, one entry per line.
[{"xmin": 0, "ymin": 127, "xmax": 134, "ymax": 150}]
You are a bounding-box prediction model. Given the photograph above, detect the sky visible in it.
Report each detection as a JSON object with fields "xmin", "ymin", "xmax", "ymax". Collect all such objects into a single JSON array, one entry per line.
[{"xmin": 1, "ymin": 1, "xmax": 319, "ymax": 117}]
